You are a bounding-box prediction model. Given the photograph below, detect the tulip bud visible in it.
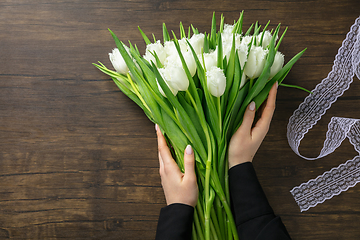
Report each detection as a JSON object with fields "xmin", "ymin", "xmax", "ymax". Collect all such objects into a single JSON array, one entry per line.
[
  {"xmin": 223, "ymin": 24, "xmax": 235, "ymax": 35},
  {"xmin": 163, "ymin": 37, "xmax": 197, "ymax": 77},
  {"xmin": 178, "ymin": 38, "xmax": 189, "ymax": 52},
  {"xmin": 157, "ymin": 80, "xmax": 178, "ymax": 98},
  {"xmin": 221, "ymin": 29, "xmax": 234, "ymax": 61},
  {"xmin": 164, "ymin": 39, "xmax": 188, "ymax": 57},
  {"xmin": 188, "ymin": 33, "xmax": 205, "ymax": 55},
  {"xmin": 221, "ymin": 27, "xmax": 241, "ymax": 61},
  {"xmin": 239, "ymin": 71, "xmax": 248, "ymax": 89},
  {"xmin": 164, "ymin": 41, "xmax": 178, "ymax": 57},
  {"xmin": 143, "ymin": 40, "xmax": 166, "ymax": 66},
  {"xmin": 257, "ymin": 31, "xmax": 279, "ymax": 49},
  {"xmin": 255, "ymin": 31, "xmax": 271, "ymax": 48},
  {"xmin": 244, "ymin": 46, "xmax": 268, "ymax": 79},
  {"xmin": 269, "ymin": 51, "xmax": 284, "ymax": 78},
  {"xmin": 237, "ymin": 42, "xmax": 249, "ymax": 69},
  {"xmin": 109, "ymin": 48, "xmax": 130, "ymax": 75},
  {"xmin": 199, "ymin": 50, "xmax": 217, "ymax": 71},
  {"xmin": 241, "ymin": 35, "xmax": 253, "ymax": 47},
  {"xmin": 206, "ymin": 66, "xmax": 226, "ymax": 97},
  {"xmin": 157, "ymin": 64, "xmax": 189, "ymax": 93},
  {"xmin": 165, "ymin": 51, "xmax": 196, "ymax": 77},
  {"xmin": 183, "ymin": 52, "xmax": 197, "ymax": 77},
  {"xmin": 166, "ymin": 64, "xmax": 189, "ymax": 91},
  {"xmin": 157, "ymin": 68, "xmax": 178, "ymax": 97}
]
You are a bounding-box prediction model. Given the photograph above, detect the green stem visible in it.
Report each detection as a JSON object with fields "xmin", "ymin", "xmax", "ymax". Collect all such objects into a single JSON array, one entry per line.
[
  {"xmin": 224, "ymin": 211, "xmax": 228, "ymax": 240},
  {"xmin": 185, "ymin": 91, "xmax": 231, "ymax": 239},
  {"xmin": 194, "ymin": 207, "xmax": 205, "ymax": 240},
  {"xmin": 210, "ymin": 218, "xmax": 219, "ymax": 240},
  {"xmin": 192, "ymin": 223, "xmax": 198, "ymax": 240},
  {"xmin": 204, "ymin": 160, "xmax": 211, "ymax": 239},
  {"xmin": 249, "ymin": 78, "xmax": 254, "ymax": 89},
  {"xmin": 205, "ymin": 188, "xmax": 215, "ymax": 240},
  {"xmin": 211, "ymin": 205, "xmax": 222, "ymax": 238},
  {"xmin": 227, "ymin": 217, "xmax": 232, "ymax": 240},
  {"xmin": 217, "ymin": 96, "xmax": 222, "ymax": 135},
  {"xmin": 225, "ymin": 159, "xmax": 230, "ymax": 204},
  {"xmin": 218, "ymin": 139, "xmax": 227, "ymax": 189},
  {"xmin": 215, "ymin": 197, "xmax": 225, "ymax": 237},
  {"xmin": 210, "ymin": 169, "xmax": 239, "ymax": 240},
  {"xmin": 196, "ymin": 199, "xmax": 206, "ymax": 237},
  {"xmin": 185, "ymin": 89, "xmax": 216, "ymax": 239}
]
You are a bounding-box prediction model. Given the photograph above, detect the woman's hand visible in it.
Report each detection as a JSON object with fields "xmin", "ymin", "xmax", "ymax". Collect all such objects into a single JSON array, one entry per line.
[
  {"xmin": 156, "ymin": 125, "xmax": 198, "ymax": 207},
  {"xmin": 228, "ymin": 82, "xmax": 278, "ymax": 169}
]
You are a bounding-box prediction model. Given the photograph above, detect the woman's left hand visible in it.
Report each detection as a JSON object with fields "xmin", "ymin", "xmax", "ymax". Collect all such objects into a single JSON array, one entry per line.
[{"xmin": 156, "ymin": 125, "xmax": 198, "ymax": 207}]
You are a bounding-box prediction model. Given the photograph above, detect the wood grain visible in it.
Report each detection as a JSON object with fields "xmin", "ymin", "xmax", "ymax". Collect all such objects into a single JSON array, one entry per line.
[{"xmin": 1, "ymin": 0, "xmax": 360, "ymax": 239}]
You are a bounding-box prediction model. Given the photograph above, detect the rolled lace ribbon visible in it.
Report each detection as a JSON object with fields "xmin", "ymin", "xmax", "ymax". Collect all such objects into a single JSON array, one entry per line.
[{"xmin": 288, "ymin": 16, "xmax": 360, "ymax": 212}]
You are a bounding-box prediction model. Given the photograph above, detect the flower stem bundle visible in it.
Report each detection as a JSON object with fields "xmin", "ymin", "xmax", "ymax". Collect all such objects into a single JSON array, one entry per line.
[{"xmin": 94, "ymin": 12, "xmax": 306, "ymax": 240}]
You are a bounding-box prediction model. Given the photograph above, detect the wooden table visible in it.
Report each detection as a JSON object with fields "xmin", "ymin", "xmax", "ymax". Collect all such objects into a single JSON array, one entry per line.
[{"xmin": 1, "ymin": 0, "xmax": 360, "ymax": 239}]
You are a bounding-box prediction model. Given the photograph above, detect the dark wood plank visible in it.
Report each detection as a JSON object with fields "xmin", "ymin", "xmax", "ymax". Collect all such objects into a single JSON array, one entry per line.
[{"xmin": 1, "ymin": 0, "xmax": 360, "ymax": 239}]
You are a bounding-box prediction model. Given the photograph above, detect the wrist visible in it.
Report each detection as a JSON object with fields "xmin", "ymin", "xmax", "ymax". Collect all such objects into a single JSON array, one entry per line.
[
  {"xmin": 228, "ymin": 160, "xmax": 252, "ymax": 169},
  {"xmin": 166, "ymin": 202, "xmax": 195, "ymax": 209},
  {"xmin": 228, "ymin": 155, "xmax": 253, "ymax": 169},
  {"xmin": 166, "ymin": 196, "xmax": 198, "ymax": 208}
]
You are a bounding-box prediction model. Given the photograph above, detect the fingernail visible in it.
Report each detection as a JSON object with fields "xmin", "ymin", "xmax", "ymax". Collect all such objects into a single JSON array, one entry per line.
[
  {"xmin": 249, "ymin": 101, "xmax": 256, "ymax": 111},
  {"xmin": 185, "ymin": 145, "xmax": 193, "ymax": 155},
  {"xmin": 155, "ymin": 124, "xmax": 158, "ymax": 131},
  {"xmin": 276, "ymin": 81, "xmax": 279, "ymax": 89}
]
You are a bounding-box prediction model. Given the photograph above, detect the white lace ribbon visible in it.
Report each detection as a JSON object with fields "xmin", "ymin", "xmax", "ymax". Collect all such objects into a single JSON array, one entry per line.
[{"xmin": 288, "ymin": 16, "xmax": 360, "ymax": 212}]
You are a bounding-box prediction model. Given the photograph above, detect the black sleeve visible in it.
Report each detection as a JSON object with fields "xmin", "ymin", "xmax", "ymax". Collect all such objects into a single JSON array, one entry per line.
[
  {"xmin": 229, "ymin": 162, "xmax": 291, "ymax": 240},
  {"xmin": 155, "ymin": 203, "xmax": 194, "ymax": 240}
]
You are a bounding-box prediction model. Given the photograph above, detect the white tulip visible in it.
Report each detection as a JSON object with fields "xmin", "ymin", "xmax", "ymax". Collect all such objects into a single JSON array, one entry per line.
[
  {"xmin": 221, "ymin": 26, "xmax": 241, "ymax": 61},
  {"xmin": 143, "ymin": 40, "xmax": 166, "ymax": 66},
  {"xmin": 157, "ymin": 64, "xmax": 189, "ymax": 94},
  {"xmin": 269, "ymin": 51, "xmax": 284, "ymax": 78},
  {"xmin": 165, "ymin": 51, "xmax": 196, "ymax": 77},
  {"xmin": 157, "ymin": 68, "xmax": 178, "ymax": 97},
  {"xmin": 164, "ymin": 39, "xmax": 188, "ymax": 57},
  {"xmin": 157, "ymin": 79, "xmax": 178, "ymax": 97},
  {"xmin": 164, "ymin": 41, "xmax": 178, "ymax": 57},
  {"xmin": 109, "ymin": 48, "xmax": 130, "ymax": 75},
  {"xmin": 239, "ymin": 71, "xmax": 248, "ymax": 89},
  {"xmin": 199, "ymin": 50, "xmax": 217, "ymax": 71},
  {"xmin": 256, "ymin": 31, "xmax": 277, "ymax": 48},
  {"xmin": 163, "ymin": 38, "xmax": 197, "ymax": 77},
  {"xmin": 237, "ymin": 42, "xmax": 249, "ymax": 69},
  {"xmin": 241, "ymin": 35, "xmax": 253, "ymax": 47},
  {"xmin": 178, "ymin": 38, "xmax": 189, "ymax": 52},
  {"xmin": 206, "ymin": 66, "xmax": 226, "ymax": 97},
  {"xmin": 222, "ymin": 36, "xmax": 241, "ymax": 61},
  {"xmin": 244, "ymin": 46, "xmax": 268, "ymax": 79},
  {"xmin": 257, "ymin": 31, "xmax": 273, "ymax": 48},
  {"xmin": 183, "ymin": 52, "xmax": 197, "ymax": 77},
  {"xmin": 188, "ymin": 33, "xmax": 205, "ymax": 55},
  {"xmin": 165, "ymin": 64, "xmax": 189, "ymax": 91},
  {"xmin": 223, "ymin": 24, "xmax": 235, "ymax": 35}
]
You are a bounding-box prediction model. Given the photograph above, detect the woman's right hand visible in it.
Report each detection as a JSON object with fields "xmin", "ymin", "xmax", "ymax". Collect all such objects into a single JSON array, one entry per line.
[{"xmin": 228, "ymin": 82, "xmax": 278, "ymax": 169}]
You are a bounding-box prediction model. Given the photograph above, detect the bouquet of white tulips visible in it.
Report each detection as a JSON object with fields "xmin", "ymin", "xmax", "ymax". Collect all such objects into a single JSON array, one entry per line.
[{"xmin": 94, "ymin": 12, "xmax": 306, "ymax": 240}]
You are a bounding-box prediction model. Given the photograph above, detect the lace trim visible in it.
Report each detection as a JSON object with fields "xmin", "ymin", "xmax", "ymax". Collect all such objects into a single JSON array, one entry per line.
[
  {"xmin": 291, "ymin": 156, "xmax": 360, "ymax": 212},
  {"xmin": 288, "ymin": 16, "xmax": 360, "ymax": 211}
]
